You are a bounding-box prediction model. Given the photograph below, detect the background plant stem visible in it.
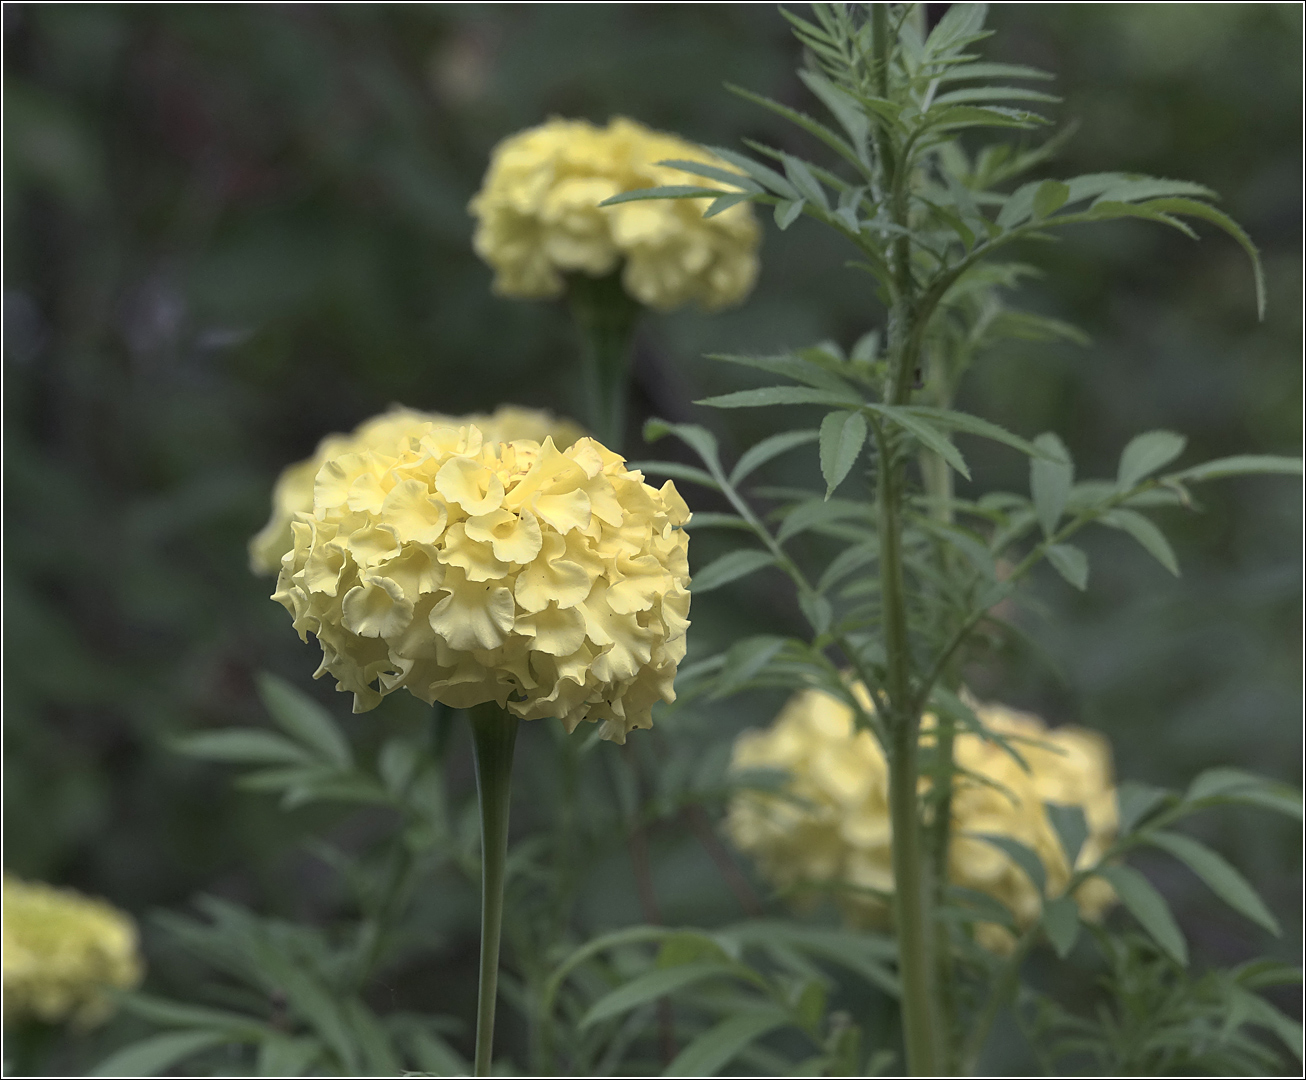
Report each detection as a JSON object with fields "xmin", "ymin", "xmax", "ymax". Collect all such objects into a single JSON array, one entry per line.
[
  {"xmin": 567, "ymin": 272, "xmax": 642, "ymax": 452},
  {"xmin": 470, "ymin": 702, "xmax": 520, "ymax": 1077}
]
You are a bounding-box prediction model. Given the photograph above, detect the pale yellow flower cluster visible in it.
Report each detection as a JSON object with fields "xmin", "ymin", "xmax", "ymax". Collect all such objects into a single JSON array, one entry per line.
[
  {"xmin": 250, "ymin": 405, "xmax": 587, "ymax": 576},
  {"xmin": 3, "ymin": 874, "xmax": 143, "ymax": 1027},
  {"xmin": 468, "ymin": 117, "xmax": 761, "ymax": 312},
  {"xmin": 271, "ymin": 422, "xmax": 691, "ymax": 740},
  {"xmin": 726, "ymin": 689, "xmax": 1117, "ymax": 952}
]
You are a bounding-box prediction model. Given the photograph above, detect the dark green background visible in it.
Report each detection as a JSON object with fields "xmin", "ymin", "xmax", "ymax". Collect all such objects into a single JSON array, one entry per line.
[{"xmin": 4, "ymin": 3, "xmax": 1300, "ymax": 1073}]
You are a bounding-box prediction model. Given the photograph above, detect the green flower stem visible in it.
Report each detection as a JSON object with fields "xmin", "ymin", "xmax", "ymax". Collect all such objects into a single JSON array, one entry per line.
[
  {"xmin": 470, "ymin": 702, "xmax": 520, "ymax": 1078},
  {"xmin": 567, "ymin": 272, "xmax": 642, "ymax": 451}
]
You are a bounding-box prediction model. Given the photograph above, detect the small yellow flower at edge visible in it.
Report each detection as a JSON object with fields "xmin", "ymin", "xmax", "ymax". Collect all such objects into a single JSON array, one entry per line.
[{"xmin": 3, "ymin": 874, "xmax": 144, "ymax": 1028}]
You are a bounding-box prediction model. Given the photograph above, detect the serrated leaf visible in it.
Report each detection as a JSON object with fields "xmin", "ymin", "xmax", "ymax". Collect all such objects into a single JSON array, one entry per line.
[
  {"xmin": 1168, "ymin": 454, "xmax": 1302, "ymax": 483},
  {"xmin": 775, "ymin": 498, "xmax": 870, "ymax": 544},
  {"xmin": 798, "ymin": 69, "xmax": 870, "ymax": 149},
  {"xmin": 1096, "ymin": 864, "xmax": 1188, "ymax": 965},
  {"xmin": 696, "ymin": 386, "xmax": 862, "ymax": 410},
  {"xmin": 798, "ymin": 591, "xmax": 833, "ymax": 634},
  {"xmin": 726, "ymin": 83, "xmax": 864, "ymax": 173},
  {"xmin": 580, "ymin": 962, "xmax": 741, "ymax": 1028},
  {"xmin": 1099, "ymin": 508, "xmax": 1179, "ymax": 576},
  {"xmin": 171, "ymin": 729, "xmax": 314, "ymax": 766},
  {"xmin": 1045, "ymin": 802, "xmax": 1089, "ymax": 867},
  {"xmin": 731, "ymin": 429, "xmax": 821, "ymax": 486},
  {"xmin": 1136, "ymin": 197, "xmax": 1266, "ymax": 317},
  {"xmin": 1032, "ymin": 179, "xmax": 1069, "ymax": 219},
  {"xmin": 255, "ymin": 673, "xmax": 352, "ymax": 768},
  {"xmin": 1030, "ymin": 432, "xmax": 1072, "ymax": 537},
  {"xmin": 91, "ymin": 1031, "xmax": 228, "ymax": 1078},
  {"xmin": 1117, "ymin": 430, "xmax": 1187, "ymax": 488},
  {"xmin": 1117, "ymin": 780, "xmax": 1170, "ymax": 834},
  {"xmin": 1146, "ymin": 831, "xmax": 1280, "ymax": 935},
  {"xmin": 691, "ymin": 550, "xmax": 776, "ymax": 594},
  {"xmin": 973, "ymin": 833, "xmax": 1046, "ymax": 895},
  {"xmin": 868, "ymin": 404, "xmax": 970, "ymax": 479},
  {"xmin": 663, "ymin": 1011, "xmax": 789, "ymax": 1077},
  {"xmin": 705, "ymin": 144, "xmax": 799, "ymax": 198},
  {"xmin": 709, "ymin": 351, "xmax": 860, "ymax": 394},
  {"xmin": 1041, "ymin": 894, "xmax": 1080, "ymax": 958},
  {"xmin": 1045, "ymin": 543, "xmax": 1088, "ymax": 590},
  {"xmin": 819, "ymin": 410, "xmax": 868, "ymax": 498},
  {"xmin": 711, "ymin": 636, "xmax": 787, "ymax": 699}
]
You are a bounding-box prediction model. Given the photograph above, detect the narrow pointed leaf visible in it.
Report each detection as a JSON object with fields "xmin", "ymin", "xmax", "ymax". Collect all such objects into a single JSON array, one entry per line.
[
  {"xmin": 580, "ymin": 962, "xmax": 741, "ymax": 1028},
  {"xmin": 171, "ymin": 729, "xmax": 315, "ymax": 766},
  {"xmin": 1117, "ymin": 780, "xmax": 1170, "ymax": 834},
  {"xmin": 1146, "ymin": 831, "xmax": 1280, "ymax": 935},
  {"xmin": 1042, "ymin": 894, "xmax": 1080, "ymax": 959},
  {"xmin": 691, "ymin": 550, "xmax": 776, "ymax": 594},
  {"xmin": 663, "ymin": 1012, "xmax": 789, "ymax": 1077},
  {"xmin": 1096, "ymin": 864, "xmax": 1188, "ymax": 965},
  {"xmin": 601, "ymin": 185, "xmax": 735, "ymax": 206},
  {"xmin": 1168, "ymin": 454, "xmax": 1302, "ymax": 483},
  {"xmin": 654, "ymin": 158, "xmax": 762, "ymax": 192},
  {"xmin": 1045, "ymin": 802, "xmax": 1089, "ymax": 867},
  {"xmin": 1100, "ymin": 509, "xmax": 1179, "ymax": 575},
  {"xmin": 91, "ymin": 1031, "xmax": 228, "ymax": 1078},
  {"xmin": 775, "ymin": 198, "xmax": 806, "ymax": 229},
  {"xmin": 696, "ymin": 386, "xmax": 862, "ymax": 410},
  {"xmin": 256, "ymin": 673, "xmax": 352, "ymax": 767},
  {"xmin": 1030, "ymin": 432, "xmax": 1072, "ymax": 536},
  {"xmin": 903, "ymin": 406, "xmax": 1048, "ymax": 459},
  {"xmin": 643, "ymin": 419, "xmax": 723, "ymax": 475},
  {"xmin": 731, "ymin": 429, "xmax": 821, "ymax": 485},
  {"xmin": 973, "ymin": 833, "xmax": 1046, "ymax": 895},
  {"xmin": 629, "ymin": 460, "xmax": 721, "ymax": 491},
  {"xmin": 868, "ymin": 404, "xmax": 970, "ymax": 479},
  {"xmin": 1137, "ymin": 197, "xmax": 1266, "ymax": 317},
  {"xmin": 1045, "ymin": 543, "xmax": 1088, "ymax": 590}
]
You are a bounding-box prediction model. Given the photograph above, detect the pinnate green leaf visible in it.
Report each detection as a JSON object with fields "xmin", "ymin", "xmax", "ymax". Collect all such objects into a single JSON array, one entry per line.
[
  {"xmin": 1168, "ymin": 454, "xmax": 1302, "ymax": 484},
  {"xmin": 1045, "ymin": 802, "xmax": 1089, "ymax": 866},
  {"xmin": 868, "ymin": 404, "xmax": 970, "ymax": 479},
  {"xmin": 1099, "ymin": 508, "xmax": 1179, "ymax": 576},
  {"xmin": 697, "ymin": 386, "xmax": 862, "ymax": 410},
  {"xmin": 171, "ymin": 729, "xmax": 313, "ymax": 766},
  {"xmin": 581, "ymin": 962, "xmax": 741, "ymax": 1028}
]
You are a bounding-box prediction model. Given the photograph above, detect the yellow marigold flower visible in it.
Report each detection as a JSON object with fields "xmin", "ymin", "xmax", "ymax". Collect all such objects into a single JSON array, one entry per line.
[
  {"xmin": 468, "ymin": 116, "xmax": 761, "ymax": 312},
  {"xmin": 726, "ymin": 689, "xmax": 1117, "ymax": 952},
  {"xmin": 271, "ymin": 422, "xmax": 691, "ymax": 741},
  {"xmin": 249, "ymin": 405, "xmax": 588, "ymax": 576},
  {"xmin": 3, "ymin": 874, "xmax": 143, "ymax": 1027}
]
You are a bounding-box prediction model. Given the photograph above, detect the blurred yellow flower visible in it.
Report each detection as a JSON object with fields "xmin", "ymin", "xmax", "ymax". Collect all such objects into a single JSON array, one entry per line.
[
  {"xmin": 726, "ymin": 689, "xmax": 1117, "ymax": 952},
  {"xmin": 249, "ymin": 405, "xmax": 587, "ymax": 576},
  {"xmin": 3, "ymin": 874, "xmax": 143, "ymax": 1027},
  {"xmin": 271, "ymin": 422, "xmax": 691, "ymax": 741},
  {"xmin": 469, "ymin": 116, "xmax": 761, "ymax": 312}
]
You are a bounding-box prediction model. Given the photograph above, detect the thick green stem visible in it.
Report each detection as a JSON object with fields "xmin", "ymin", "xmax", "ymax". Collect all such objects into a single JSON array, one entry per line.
[
  {"xmin": 567, "ymin": 272, "xmax": 642, "ymax": 451},
  {"xmin": 470, "ymin": 702, "xmax": 520, "ymax": 1078}
]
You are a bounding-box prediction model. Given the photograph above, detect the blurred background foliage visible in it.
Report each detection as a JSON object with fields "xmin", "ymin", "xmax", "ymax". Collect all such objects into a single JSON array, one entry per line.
[{"xmin": 3, "ymin": 3, "xmax": 1300, "ymax": 1074}]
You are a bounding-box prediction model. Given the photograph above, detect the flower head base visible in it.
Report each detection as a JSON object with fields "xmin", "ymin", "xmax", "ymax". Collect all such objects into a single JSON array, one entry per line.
[
  {"xmin": 469, "ymin": 117, "xmax": 761, "ymax": 312},
  {"xmin": 727, "ymin": 689, "xmax": 1117, "ymax": 952},
  {"xmin": 250, "ymin": 405, "xmax": 587, "ymax": 576},
  {"xmin": 3, "ymin": 875, "xmax": 143, "ymax": 1027},
  {"xmin": 272, "ymin": 423, "xmax": 690, "ymax": 741}
]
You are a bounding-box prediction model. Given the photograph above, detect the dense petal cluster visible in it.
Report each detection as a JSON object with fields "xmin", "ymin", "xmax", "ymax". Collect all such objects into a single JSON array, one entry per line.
[
  {"xmin": 469, "ymin": 117, "xmax": 761, "ymax": 312},
  {"xmin": 3, "ymin": 875, "xmax": 143, "ymax": 1027},
  {"xmin": 726, "ymin": 689, "xmax": 1117, "ymax": 951},
  {"xmin": 250, "ymin": 405, "xmax": 587, "ymax": 575},
  {"xmin": 271, "ymin": 422, "xmax": 691, "ymax": 740}
]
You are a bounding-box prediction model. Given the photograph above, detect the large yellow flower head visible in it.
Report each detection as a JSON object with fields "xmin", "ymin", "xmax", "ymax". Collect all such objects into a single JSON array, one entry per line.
[
  {"xmin": 271, "ymin": 422, "xmax": 691, "ymax": 741},
  {"xmin": 250, "ymin": 405, "xmax": 588, "ymax": 576},
  {"xmin": 3, "ymin": 874, "xmax": 143, "ymax": 1027},
  {"xmin": 468, "ymin": 116, "xmax": 761, "ymax": 312},
  {"xmin": 726, "ymin": 689, "xmax": 1117, "ymax": 952}
]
